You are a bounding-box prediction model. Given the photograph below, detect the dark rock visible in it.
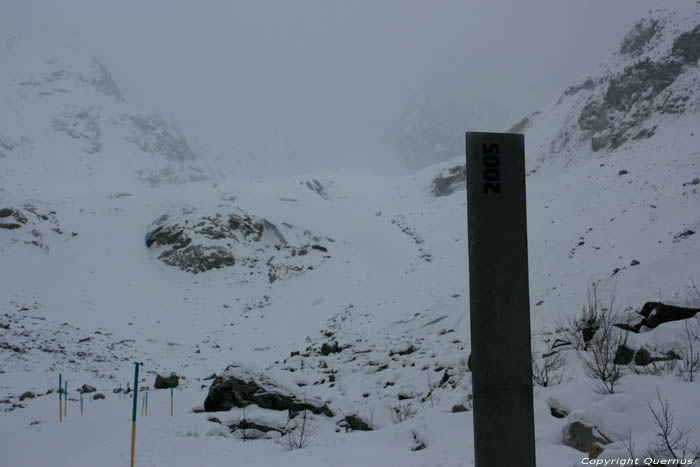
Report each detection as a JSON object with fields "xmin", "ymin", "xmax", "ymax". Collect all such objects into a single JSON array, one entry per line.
[
  {"xmin": 634, "ymin": 347, "xmax": 653, "ymax": 366},
  {"xmin": 605, "ymin": 59, "xmax": 682, "ymax": 112},
  {"xmin": 311, "ymin": 245, "xmax": 327, "ymax": 253},
  {"xmin": 203, "ymin": 364, "xmax": 333, "ymax": 417},
  {"xmin": 431, "ymin": 165, "xmax": 466, "ymax": 197},
  {"xmin": 551, "ymin": 339, "xmax": 572, "ymax": 350},
  {"xmin": 614, "ymin": 320, "xmax": 644, "ymax": 333},
  {"xmin": 321, "ymin": 341, "xmax": 340, "ymax": 356},
  {"xmin": 207, "ymin": 416, "xmax": 221, "ymax": 424},
  {"xmin": 614, "ymin": 345, "xmax": 636, "ymax": 365},
  {"xmin": 154, "ymin": 374, "xmax": 179, "ymax": 389},
  {"xmin": 672, "ymin": 25, "xmax": 700, "ymax": 64},
  {"xmin": 452, "ymin": 404, "xmax": 468, "ymax": 413},
  {"xmin": 507, "ymin": 111, "xmax": 542, "ymax": 133},
  {"xmin": 674, "ymin": 230, "xmax": 696, "ymax": 242},
  {"xmin": 80, "ymin": 384, "xmax": 97, "ymax": 394},
  {"xmin": 578, "ymin": 54, "xmax": 685, "ymax": 152},
  {"xmin": 438, "ymin": 370, "xmax": 450, "ymax": 387},
  {"xmin": 159, "ymin": 245, "xmax": 234, "ymax": 274},
  {"xmin": 550, "ymin": 407, "xmax": 568, "ymax": 419},
  {"xmin": 638, "ymin": 302, "xmax": 700, "ymax": 328},
  {"xmin": 389, "ymin": 344, "xmax": 416, "ymax": 356},
  {"xmin": 581, "ymin": 323, "xmax": 599, "ymax": 344},
  {"xmin": 19, "ymin": 391, "xmax": 35, "ymax": 401},
  {"xmin": 229, "ymin": 419, "xmax": 283, "ymax": 439},
  {"xmin": 305, "ymin": 179, "xmax": 329, "ymax": 199},
  {"xmin": 620, "ymin": 19, "xmax": 660, "ymax": 56},
  {"xmin": 563, "ymin": 421, "xmax": 611, "ymax": 453},
  {"xmin": 339, "ymin": 414, "xmax": 372, "ymax": 431},
  {"xmin": 93, "ymin": 393, "xmax": 105, "ymax": 400},
  {"xmin": 563, "ymin": 78, "xmax": 596, "ymax": 97},
  {"xmin": 618, "ymin": 170, "xmax": 628, "ymax": 175},
  {"xmin": 112, "ymin": 388, "xmax": 122, "ymax": 394},
  {"xmin": 630, "ymin": 259, "xmax": 640, "ymax": 266}
]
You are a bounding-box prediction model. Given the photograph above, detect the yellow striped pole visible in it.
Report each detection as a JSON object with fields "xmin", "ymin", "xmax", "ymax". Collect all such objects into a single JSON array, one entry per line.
[
  {"xmin": 59, "ymin": 373, "xmax": 62, "ymax": 423},
  {"xmin": 130, "ymin": 362, "xmax": 139, "ymax": 467}
]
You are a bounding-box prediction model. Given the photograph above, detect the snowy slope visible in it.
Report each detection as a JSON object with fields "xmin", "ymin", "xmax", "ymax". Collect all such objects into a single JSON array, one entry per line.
[{"xmin": 1, "ymin": 4, "xmax": 700, "ymax": 467}]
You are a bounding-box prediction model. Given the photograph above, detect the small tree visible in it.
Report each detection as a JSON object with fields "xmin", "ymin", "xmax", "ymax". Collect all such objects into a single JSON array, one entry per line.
[{"xmin": 579, "ymin": 285, "xmax": 628, "ymax": 394}]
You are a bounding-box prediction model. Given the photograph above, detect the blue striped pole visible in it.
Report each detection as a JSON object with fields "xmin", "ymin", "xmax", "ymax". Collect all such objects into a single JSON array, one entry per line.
[
  {"xmin": 64, "ymin": 381, "xmax": 67, "ymax": 418},
  {"xmin": 170, "ymin": 374, "xmax": 174, "ymax": 416},
  {"xmin": 130, "ymin": 363, "xmax": 139, "ymax": 467},
  {"xmin": 80, "ymin": 393, "xmax": 83, "ymax": 416}
]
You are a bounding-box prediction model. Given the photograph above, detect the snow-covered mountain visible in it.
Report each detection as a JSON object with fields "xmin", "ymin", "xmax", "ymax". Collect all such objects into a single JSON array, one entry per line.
[
  {"xmin": 0, "ymin": 35, "xmax": 211, "ymax": 197},
  {"xmin": 1, "ymin": 4, "xmax": 700, "ymax": 467}
]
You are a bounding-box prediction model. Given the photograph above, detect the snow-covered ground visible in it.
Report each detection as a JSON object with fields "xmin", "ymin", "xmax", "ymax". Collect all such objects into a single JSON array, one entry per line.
[{"xmin": 1, "ymin": 3, "xmax": 700, "ymax": 466}]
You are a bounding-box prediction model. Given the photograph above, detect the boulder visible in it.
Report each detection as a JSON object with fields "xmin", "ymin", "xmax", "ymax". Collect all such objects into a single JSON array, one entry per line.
[
  {"xmin": 338, "ymin": 414, "xmax": 372, "ymax": 431},
  {"xmin": 154, "ymin": 374, "xmax": 179, "ymax": 389},
  {"xmin": 431, "ymin": 165, "xmax": 466, "ymax": 197},
  {"xmin": 452, "ymin": 404, "xmax": 469, "ymax": 413},
  {"xmin": 80, "ymin": 384, "xmax": 97, "ymax": 394},
  {"xmin": 203, "ymin": 364, "xmax": 333, "ymax": 417},
  {"xmin": 638, "ymin": 302, "xmax": 699, "ymax": 329},
  {"xmin": 321, "ymin": 341, "xmax": 340, "ymax": 356},
  {"xmin": 93, "ymin": 393, "xmax": 105, "ymax": 400},
  {"xmin": 19, "ymin": 391, "xmax": 35, "ymax": 401},
  {"xmin": 563, "ymin": 421, "xmax": 611, "ymax": 453},
  {"xmin": 613, "ymin": 345, "xmax": 636, "ymax": 365}
]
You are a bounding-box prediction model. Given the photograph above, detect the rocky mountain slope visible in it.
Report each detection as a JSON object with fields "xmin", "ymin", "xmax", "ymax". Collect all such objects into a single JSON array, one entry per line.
[
  {"xmin": 1, "ymin": 4, "xmax": 700, "ymax": 466},
  {"xmin": 0, "ymin": 35, "xmax": 210, "ymax": 197}
]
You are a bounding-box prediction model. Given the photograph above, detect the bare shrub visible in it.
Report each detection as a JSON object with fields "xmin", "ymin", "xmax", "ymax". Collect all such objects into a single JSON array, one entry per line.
[
  {"xmin": 675, "ymin": 316, "xmax": 700, "ymax": 382},
  {"xmin": 532, "ymin": 343, "xmax": 567, "ymax": 387},
  {"xmin": 390, "ymin": 401, "xmax": 417, "ymax": 424},
  {"xmin": 281, "ymin": 408, "xmax": 313, "ymax": 450},
  {"xmin": 639, "ymin": 356, "xmax": 678, "ymax": 377},
  {"xmin": 419, "ymin": 372, "xmax": 444, "ymax": 409},
  {"xmin": 561, "ymin": 281, "xmax": 603, "ymax": 350},
  {"xmin": 646, "ymin": 390, "xmax": 700, "ymax": 462},
  {"xmin": 578, "ymin": 284, "xmax": 628, "ymax": 394}
]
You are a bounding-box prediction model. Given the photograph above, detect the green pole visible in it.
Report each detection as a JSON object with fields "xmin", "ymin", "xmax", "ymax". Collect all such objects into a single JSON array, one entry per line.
[
  {"xmin": 59, "ymin": 373, "xmax": 62, "ymax": 423},
  {"xmin": 130, "ymin": 362, "xmax": 139, "ymax": 467}
]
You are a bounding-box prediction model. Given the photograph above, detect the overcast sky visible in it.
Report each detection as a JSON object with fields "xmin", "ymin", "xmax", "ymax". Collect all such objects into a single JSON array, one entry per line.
[{"xmin": 3, "ymin": 0, "xmax": 661, "ymax": 176}]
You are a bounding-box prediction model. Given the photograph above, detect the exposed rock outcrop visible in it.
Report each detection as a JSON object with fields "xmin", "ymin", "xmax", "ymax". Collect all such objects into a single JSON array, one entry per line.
[{"xmin": 203, "ymin": 364, "xmax": 333, "ymax": 417}]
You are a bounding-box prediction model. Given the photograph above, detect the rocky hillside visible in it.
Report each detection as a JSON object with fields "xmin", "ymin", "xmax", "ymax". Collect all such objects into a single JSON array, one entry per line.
[
  {"xmin": 0, "ymin": 35, "xmax": 210, "ymax": 196},
  {"xmin": 517, "ymin": 6, "xmax": 700, "ymax": 171}
]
